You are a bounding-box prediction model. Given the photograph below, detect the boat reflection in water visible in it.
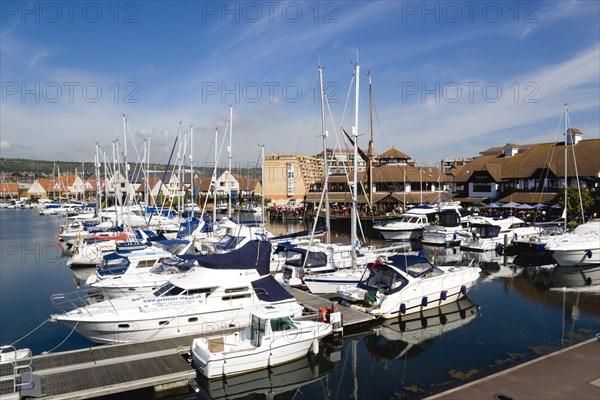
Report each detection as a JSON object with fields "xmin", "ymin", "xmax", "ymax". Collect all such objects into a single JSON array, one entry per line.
[
  {"xmin": 194, "ymin": 344, "xmax": 337, "ymax": 400},
  {"xmin": 347, "ymin": 296, "xmax": 480, "ymax": 361},
  {"xmin": 524, "ymin": 263, "xmax": 600, "ymax": 289}
]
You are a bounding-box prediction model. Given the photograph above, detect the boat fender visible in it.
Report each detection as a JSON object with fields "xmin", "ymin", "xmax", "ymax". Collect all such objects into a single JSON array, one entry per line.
[
  {"xmin": 421, "ymin": 296, "xmax": 428, "ymax": 307},
  {"xmin": 268, "ymin": 352, "xmax": 273, "ymax": 367},
  {"xmin": 585, "ymin": 250, "xmax": 592, "ymax": 259},
  {"xmin": 440, "ymin": 290, "xmax": 447, "ymax": 301},
  {"xmin": 585, "ymin": 277, "xmax": 592, "ymax": 286},
  {"xmin": 399, "ymin": 303, "xmax": 407, "ymax": 314},
  {"xmin": 311, "ymin": 338, "xmax": 319, "ymax": 355},
  {"xmin": 460, "ymin": 285, "xmax": 467, "ymax": 296}
]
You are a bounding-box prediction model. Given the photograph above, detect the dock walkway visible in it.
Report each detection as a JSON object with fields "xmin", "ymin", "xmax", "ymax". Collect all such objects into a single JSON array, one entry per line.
[
  {"xmin": 427, "ymin": 337, "xmax": 600, "ymax": 400},
  {"xmin": 16, "ymin": 330, "xmax": 238, "ymax": 399},
  {"xmin": 285, "ymin": 287, "xmax": 375, "ymax": 327}
]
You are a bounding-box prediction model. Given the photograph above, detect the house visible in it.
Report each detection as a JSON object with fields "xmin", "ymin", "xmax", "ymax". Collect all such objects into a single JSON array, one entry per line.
[
  {"xmin": 453, "ymin": 130, "xmax": 600, "ymax": 204},
  {"xmin": 231, "ymin": 174, "xmax": 262, "ymax": 199},
  {"xmin": 0, "ymin": 182, "xmax": 20, "ymax": 200},
  {"xmin": 27, "ymin": 178, "xmax": 52, "ymax": 200}
]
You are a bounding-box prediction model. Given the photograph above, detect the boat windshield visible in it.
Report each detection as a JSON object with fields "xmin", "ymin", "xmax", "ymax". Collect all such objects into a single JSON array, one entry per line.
[
  {"xmin": 152, "ymin": 282, "xmax": 185, "ymax": 297},
  {"xmin": 149, "ymin": 258, "xmax": 195, "ymax": 274},
  {"xmin": 357, "ymin": 264, "xmax": 408, "ymax": 294},
  {"xmin": 270, "ymin": 316, "xmax": 296, "ymax": 332},
  {"xmin": 215, "ymin": 235, "xmax": 245, "ymax": 251}
]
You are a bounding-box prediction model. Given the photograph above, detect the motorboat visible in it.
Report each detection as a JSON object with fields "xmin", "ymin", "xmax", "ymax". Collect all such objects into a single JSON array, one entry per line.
[
  {"xmin": 545, "ymin": 220, "xmax": 600, "ymax": 266},
  {"xmin": 191, "ymin": 304, "xmax": 332, "ymax": 379},
  {"xmin": 85, "ymin": 239, "xmax": 191, "ymax": 285},
  {"xmin": 337, "ymin": 254, "xmax": 480, "ymax": 319},
  {"xmin": 373, "ymin": 202, "xmax": 463, "ymax": 241},
  {"xmin": 420, "ymin": 208, "xmax": 466, "ymax": 246},
  {"xmin": 51, "ymin": 241, "xmax": 303, "ymax": 344},
  {"xmin": 90, "ymin": 239, "xmax": 259, "ymax": 299},
  {"xmin": 458, "ymin": 215, "xmax": 541, "ymax": 252},
  {"xmin": 279, "ymin": 242, "xmax": 406, "ymax": 289},
  {"xmin": 511, "ymin": 223, "xmax": 565, "ymax": 256}
]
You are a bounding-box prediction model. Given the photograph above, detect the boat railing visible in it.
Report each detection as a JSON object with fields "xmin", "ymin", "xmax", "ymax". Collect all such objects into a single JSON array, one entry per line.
[
  {"xmin": 0, "ymin": 345, "xmax": 33, "ymax": 396},
  {"xmin": 50, "ymin": 289, "xmax": 111, "ymax": 316}
]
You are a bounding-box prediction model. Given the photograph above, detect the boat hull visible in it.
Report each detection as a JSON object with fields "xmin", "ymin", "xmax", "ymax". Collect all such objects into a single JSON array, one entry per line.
[{"xmin": 53, "ymin": 299, "xmax": 303, "ymax": 344}]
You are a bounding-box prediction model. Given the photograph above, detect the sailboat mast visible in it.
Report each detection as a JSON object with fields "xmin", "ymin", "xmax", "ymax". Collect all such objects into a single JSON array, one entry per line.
[
  {"xmin": 351, "ymin": 60, "xmax": 360, "ymax": 266},
  {"xmin": 260, "ymin": 144, "xmax": 265, "ymax": 225},
  {"xmin": 213, "ymin": 128, "xmax": 218, "ymax": 225},
  {"xmin": 228, "ymin": 105, "xmax": 233, "ymax": 218},
  {"xmin": 319, "ymin": 65, "xmax": 331, "ymax": 244},
  {"xmin": 367, "ymin": 70, "xmax": 374, "ymax": 209},
  {"xmin": 563, "ymin": 102, "xmax": 568, "ymax": 231},
  {"xmin": 95, "ymin": 142, "xmax": 101, "ymax": 216},
  {"xmin": 190, "ymin": 125, "xmax": 194, "ymax": 210},
  {"xmin": 121, "ymin": 114, "xmax": 129, "ymax": 208}
]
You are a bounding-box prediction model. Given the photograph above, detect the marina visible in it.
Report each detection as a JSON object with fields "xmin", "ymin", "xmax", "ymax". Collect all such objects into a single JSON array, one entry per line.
[{"xmin": 1, "ymin": 209, "xmax": 599, "ymax": 399}]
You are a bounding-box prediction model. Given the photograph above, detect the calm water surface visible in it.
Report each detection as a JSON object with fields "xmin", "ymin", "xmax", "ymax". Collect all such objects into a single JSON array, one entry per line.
[{"xmin": 1, "ymin": 209, "xmax": 599, "ymax": 399}]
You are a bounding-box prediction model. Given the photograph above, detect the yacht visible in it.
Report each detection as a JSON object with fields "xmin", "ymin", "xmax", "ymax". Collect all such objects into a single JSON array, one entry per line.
[
  {"xmin": 545, "ymin": 220, "xmax": 600, "ymax": 266},
  {"xmin": 373, "ymin": 202, "xmax": 463, "ymax": 241},
  {"xmin": 337, "ymin": 254, "xmax": 480, "ymax": 319},
  {"xmin": 51, "ymin": 241, "xmax": 303, "ymax": 344},
  {"xmin": 458, "ymin": 215, "xmax": 541, "ymax": 252}
]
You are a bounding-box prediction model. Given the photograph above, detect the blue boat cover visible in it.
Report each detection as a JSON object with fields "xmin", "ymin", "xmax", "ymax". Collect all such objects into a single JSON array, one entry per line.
[
  {"xmin": 272, "ymin": 225, "xmax": 326, "ymax": 241},
  {"xmin": 251, "ymin": 275, "xmax": 294, "ymax": 302},
  {"xmin": 180, "ymin": 240, "xmax": 271, "ymax": 276}
]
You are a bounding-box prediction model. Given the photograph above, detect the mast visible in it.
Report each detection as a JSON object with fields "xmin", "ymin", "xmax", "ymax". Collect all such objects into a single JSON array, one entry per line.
[
  {"xmin": 94, "ymin": 142, "xmax": 101, "ymax": 216},
  {"xmin": 190, "ymin": 125, "xmax": 194, "ymax": 211},
  {"xmin": 121, "ymin": 114, "xmax": 129, "ymax": 208},
  {"xmin": 213, "ymin": 128, "xmax": 218, "ymax": 225},
  {"xmin": 351, "ymin": 59, "xmax": 360, "ymax": 267},
  {"xmin": 319, "ymin": 64, "xmax": 331, "ymax": 244},
  {"xmin": 260, "ymin": 144, "xmax": 265, "ymax": 225},
  {"xmin": 228, "ymin": 105, "xmax": 233, "ymax": 218},
  {"xmin": 563, "ymin": 102, "xmax": 568, "ymax": 230},
  {"xmin": 367, "ymin": 70, "xmax": 374, "ymax": 210}
]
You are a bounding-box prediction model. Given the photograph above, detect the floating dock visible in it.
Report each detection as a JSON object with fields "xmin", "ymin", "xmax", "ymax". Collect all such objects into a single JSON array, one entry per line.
[
  {"xmin": 285, "ymin": 286, "xmax": 375, "ymax": 327},
  {"xmin": 1, "ymin": 289, "xmax": 374, "ymax": 399}
]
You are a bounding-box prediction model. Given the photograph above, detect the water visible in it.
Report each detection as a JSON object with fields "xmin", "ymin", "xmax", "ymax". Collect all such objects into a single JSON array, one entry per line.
[{"xmin": 1, "ymin": 209, "xmax": 599, "ymax": 399}]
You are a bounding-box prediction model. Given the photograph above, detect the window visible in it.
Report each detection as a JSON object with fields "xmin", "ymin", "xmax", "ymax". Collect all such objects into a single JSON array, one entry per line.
[
  {"xmin": 270, "ymin": 316, "xmax": 296, "ymax": 332},
  {"xmin": 286, "ymin": 163, "xmax": 295, "ymax": 196}
]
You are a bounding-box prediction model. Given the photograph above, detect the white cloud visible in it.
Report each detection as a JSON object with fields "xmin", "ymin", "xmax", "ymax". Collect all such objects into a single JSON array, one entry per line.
[{"xmin": 0, "ymin": 140, "xmax": 11, "ymax": 150}]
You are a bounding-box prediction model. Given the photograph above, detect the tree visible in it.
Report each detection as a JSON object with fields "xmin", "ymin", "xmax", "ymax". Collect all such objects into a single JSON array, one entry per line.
[{"xmin": 557, "ymin": 186, "xmax": 594, "ymax": 227}]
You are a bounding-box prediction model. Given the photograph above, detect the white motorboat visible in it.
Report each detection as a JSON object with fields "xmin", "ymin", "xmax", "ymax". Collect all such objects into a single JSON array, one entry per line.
[
  {"xmin": 90, "ymin": 239, "xmax": 258, "ymax": 298},
  {"xmin": 337, "ymin": 254, "xmax": 480, "ymax": 319},
  {"xmin": 458, "ymin": 215, "xmax": 541, "ymax": 252},
  {"xmin": 373, "ymin": 202, "xmax": 463, "ymax": 241},
  {"xmin": 420, "ymin": 208, "xmax": 466, "ymax": 246},
  {"xmin": 279, "ymin": 242, "xmax": 406, "ymax": 289},
  {"xmin": 51, "ymin": 241, "xmax": 303, "ymax": 344},
  {"xmin": 545, "ymin": 220, "xmax": 600, "ymax": 266},
  {"xmin": 85, "ymin": 239, "xmax": 191, "ymax": 285},
  {"xmin": 191, "ymin": 304, "xmax": 332, "ymax": 379}
]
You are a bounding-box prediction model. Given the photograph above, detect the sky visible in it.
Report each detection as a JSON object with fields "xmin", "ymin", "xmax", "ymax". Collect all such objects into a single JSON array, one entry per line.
[{"xmin": 1, "ymin": 0, "xmax": 599, "ymax": 171}]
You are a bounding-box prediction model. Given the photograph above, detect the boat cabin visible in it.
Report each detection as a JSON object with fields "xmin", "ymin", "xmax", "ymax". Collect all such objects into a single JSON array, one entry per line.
[
  {"xmin": 357, "ymin": 255, "xmax": 443, "ymax": 299},
  {"xmin": 247, "ymin": 305, "xmax": 297, "ymax": 347}
]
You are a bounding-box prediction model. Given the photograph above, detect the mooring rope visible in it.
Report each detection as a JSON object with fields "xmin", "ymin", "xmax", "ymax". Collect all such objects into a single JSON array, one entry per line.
[
  {"xmin": 9, "ymin": 318, "xmax": 50, "ymax": 347},
  {"xmin": 44, "ymin": 320, "xmax": 80, "ymax": 354}
]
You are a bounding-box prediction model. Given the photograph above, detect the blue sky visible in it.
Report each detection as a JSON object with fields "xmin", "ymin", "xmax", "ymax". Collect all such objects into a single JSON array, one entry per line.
[{"xmin": 1, "ymin": 1, "xmax": 599, "ymax": 169}]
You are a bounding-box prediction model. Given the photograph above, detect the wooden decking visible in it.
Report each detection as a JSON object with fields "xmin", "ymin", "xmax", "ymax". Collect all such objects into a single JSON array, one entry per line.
[
  {"xmin": 10, "ymin": 289, "xmax": 374, "ymax": 399},
  {"xmin": 18, "ymin": 330, "xmax": 239, "ymax": 399},
  {"xmin": 285, "ymin": 287, "xmax": 375, "ymax": 327}
]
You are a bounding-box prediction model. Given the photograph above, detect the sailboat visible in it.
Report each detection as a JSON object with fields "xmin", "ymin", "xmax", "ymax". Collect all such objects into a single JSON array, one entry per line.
[{"xmin": 518, "ymin": 103, "xmax": 599, "ymax": 265}]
